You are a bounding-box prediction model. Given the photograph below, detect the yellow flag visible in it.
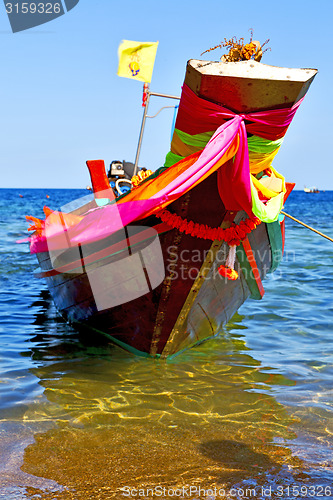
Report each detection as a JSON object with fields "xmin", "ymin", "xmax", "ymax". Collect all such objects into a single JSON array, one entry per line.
[{"xmin": 117, "ymin": 40, "xmax": 158, "ymax": 83}]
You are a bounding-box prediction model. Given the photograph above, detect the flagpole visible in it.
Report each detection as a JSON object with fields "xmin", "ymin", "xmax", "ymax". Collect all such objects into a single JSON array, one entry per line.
[
  {"xmin": 133, "ymin": 87, "xmax": 180, "ymax": 177},
  {"xmin": 133, "ymin": 83, "xmax": 151, "ymax": 177}
]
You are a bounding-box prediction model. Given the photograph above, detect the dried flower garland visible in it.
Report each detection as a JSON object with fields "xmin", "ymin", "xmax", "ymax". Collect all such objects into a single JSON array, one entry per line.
[
  {"xmin": 155, "ymin": 208, "xmax": 260, "ymax": 246},
  {"xmin": 155, "ymin": 208, "xmax": 261, "ymax": 281},
  {"xmin": 200, "ymin": 31, "xmax": 270, "ymax": 63}
]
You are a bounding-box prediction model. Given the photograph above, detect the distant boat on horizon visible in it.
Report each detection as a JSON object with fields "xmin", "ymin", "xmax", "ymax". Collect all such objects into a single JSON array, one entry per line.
[{"xmin": 304, "ymin": 186, "xmax": 320, "ymax": 193}]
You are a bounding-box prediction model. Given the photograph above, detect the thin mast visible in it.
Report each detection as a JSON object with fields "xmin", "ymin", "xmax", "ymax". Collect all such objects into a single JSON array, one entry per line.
[
  {"xmin": 133, "ymin": 83, "xmax": 151, "ymax": 177},
  {"xmin": 133, "ymin": 85, "xmax": 180, "ymax": 177}
]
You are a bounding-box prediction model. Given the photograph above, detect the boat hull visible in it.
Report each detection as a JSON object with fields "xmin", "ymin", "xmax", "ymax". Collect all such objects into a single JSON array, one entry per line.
[
  {"xmin": 32, "ymin": 59, "xmax": 316, "ymax": 357},
  {"xmin": 36, "ymin": 172, "xmax": 277, "ymax": 358}
]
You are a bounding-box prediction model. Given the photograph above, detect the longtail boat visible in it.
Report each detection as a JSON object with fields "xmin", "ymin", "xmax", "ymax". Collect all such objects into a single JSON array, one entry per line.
[{"xmin": 27, "ymin": 51, "xmax": 317, "ymax": 358}]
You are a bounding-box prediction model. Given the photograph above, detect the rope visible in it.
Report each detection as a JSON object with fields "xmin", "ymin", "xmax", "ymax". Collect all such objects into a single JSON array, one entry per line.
[
  {"xmin": 281, "ymin": 211, "xmax": 333, "ymax": 243},
  {"xmin": 146, "ymin": 105, "xmax": 178, "ymax": 119}
]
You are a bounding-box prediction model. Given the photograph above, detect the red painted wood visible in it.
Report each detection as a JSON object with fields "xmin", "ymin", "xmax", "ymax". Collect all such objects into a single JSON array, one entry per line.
[
  {"xmin": 86, "ymin": 160, "xmax": 115, "ymax": 201},
  {"xmin": 284, "ymin": 182, "xmax": 296, "ymax": 202},
  {"xmin": 241, "ymin": 237, "xmax": 265, "ymax": 298}
]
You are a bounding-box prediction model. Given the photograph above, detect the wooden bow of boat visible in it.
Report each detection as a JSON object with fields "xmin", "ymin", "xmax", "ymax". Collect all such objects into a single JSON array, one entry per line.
[{"xmin": 185, "ymin": 59, "xmax": 317, "ymax": 112}]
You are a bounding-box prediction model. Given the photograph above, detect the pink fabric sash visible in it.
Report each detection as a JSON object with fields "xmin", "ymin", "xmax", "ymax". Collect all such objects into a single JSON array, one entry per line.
[{"xmin": 175, "ymin": 84, "xmax": 303, "ymax": 139}]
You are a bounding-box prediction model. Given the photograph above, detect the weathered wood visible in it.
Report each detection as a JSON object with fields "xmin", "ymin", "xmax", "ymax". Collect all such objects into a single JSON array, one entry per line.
[{"xmin": 185, "ymin": 60, "xmax": 317, "ymax": 112}]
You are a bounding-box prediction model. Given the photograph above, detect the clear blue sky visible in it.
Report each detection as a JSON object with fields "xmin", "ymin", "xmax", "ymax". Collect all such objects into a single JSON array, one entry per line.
[{"xmin": 1, "ymin": 0, "xmax": 332, "ymax": 189}]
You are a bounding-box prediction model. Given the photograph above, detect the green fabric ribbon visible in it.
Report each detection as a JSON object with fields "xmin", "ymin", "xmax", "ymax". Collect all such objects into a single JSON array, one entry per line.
[
  {"xmin": 247, "ymin": 135, "xmax": 284, "ymax": 153},
  {"xmin": 164, "ymin": 133, "xmax": 283, "ymax": 170},
  {"xmin": 173, "ymin": 128, "xmax": 214, "ymax": 148}
]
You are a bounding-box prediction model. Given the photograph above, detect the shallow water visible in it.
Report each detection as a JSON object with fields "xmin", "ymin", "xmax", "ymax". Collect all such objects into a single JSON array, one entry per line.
[{"xmin": 0, "ymin": 188, "xmax": 332, "ymax": 499}]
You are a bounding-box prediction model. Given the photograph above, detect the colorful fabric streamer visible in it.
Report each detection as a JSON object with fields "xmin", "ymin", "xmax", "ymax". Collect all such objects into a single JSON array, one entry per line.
[
  {"xmin": 29, "ymin": 83, "xmax": 303, "ymax": 254},
  {"xmin": 174, "ymin": 84, "xmax": 303, "ymax": 139}
]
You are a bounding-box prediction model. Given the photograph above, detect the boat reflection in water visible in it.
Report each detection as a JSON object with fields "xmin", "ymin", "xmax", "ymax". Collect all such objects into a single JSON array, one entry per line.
[{"xmin": 6, "ymin": 294, "xmax": 327, "ymax": 499}]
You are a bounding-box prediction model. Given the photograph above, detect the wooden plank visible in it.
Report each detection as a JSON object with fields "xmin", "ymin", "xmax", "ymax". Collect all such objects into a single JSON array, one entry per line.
[
  {"xmin": 185, "ymin": 60, "xmax": 317, "ymax": 112},
  {"xmin": 160, "ymin": 211, "xmax": 237, "ymax": 359},
  {"xmin": 238, "ymin": 236, "xmax": 265, "ymax": 299},
  {"xmin": 266, "ymin": 219, "xmax": 284, "ymax": 273}
]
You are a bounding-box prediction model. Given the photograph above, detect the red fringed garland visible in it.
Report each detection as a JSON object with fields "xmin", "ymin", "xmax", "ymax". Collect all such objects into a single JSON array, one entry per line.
[{"xmin": 155, "ymin": 209, "xmax": 261, "ymax": 246}]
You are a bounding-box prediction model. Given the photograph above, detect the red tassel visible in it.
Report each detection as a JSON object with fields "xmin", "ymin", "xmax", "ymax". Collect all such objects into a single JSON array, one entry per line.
[{"xmin": 218, "ymin": 245, "xmax": 239, "ymax": 280}]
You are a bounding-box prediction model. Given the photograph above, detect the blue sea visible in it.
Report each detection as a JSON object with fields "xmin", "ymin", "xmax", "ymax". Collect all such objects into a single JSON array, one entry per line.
[{"xmin": 0, "ymin": 188, "xmax": 332, "ymax": 500}]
